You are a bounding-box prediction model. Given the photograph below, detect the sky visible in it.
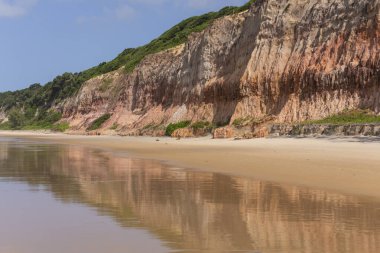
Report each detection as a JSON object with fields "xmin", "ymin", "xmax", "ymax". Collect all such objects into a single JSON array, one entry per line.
[{"xmin": 0, "ymin": 0, "xmax": 247, "ymax": 92}]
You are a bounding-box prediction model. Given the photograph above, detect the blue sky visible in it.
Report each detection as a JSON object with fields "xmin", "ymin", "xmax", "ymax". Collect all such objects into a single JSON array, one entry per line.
[{"xmin": 0, "ymin": 0, "xmax": 247, "ymax": 92}]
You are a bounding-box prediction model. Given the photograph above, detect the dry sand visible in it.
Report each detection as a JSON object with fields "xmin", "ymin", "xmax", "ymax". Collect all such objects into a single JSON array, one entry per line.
[{"xmin": 1, "ymin": 130, "xmax": 380, "ymax": 198}]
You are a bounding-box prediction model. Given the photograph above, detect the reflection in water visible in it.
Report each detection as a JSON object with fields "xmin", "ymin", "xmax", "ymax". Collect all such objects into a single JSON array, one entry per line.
[{"xmin": 0, "ymin": 138, "xmax": 380, "ymax": 253}]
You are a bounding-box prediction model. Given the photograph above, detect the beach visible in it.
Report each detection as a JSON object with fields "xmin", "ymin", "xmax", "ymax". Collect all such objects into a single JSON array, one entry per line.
[{"xmin": 1, "ymin": 130, "xmax": 380, "ymax": 198}]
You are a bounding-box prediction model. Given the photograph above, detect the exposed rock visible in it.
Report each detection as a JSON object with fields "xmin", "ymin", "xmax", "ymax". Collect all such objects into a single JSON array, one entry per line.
[
  {"xmin": 0, "ymin": 109, "xmax": 7, "ymax": 123},
  {"xmin": 253, "ymin": 126, "xmax": 270, "ymax": 138},
  {"xmin": 151, "ymin": 130, "xmax": 166, "ymax": 137},
  {"xmin": 213, "ymin": 127, "xmax": 235, "ymax": 139},
  {"xmin": 270, "ymin": 124, "xmax": 380, "ymax": 137},
  {"xmin": 138, "ymin": 125, "xmax": 166, "ymax": 137},
  {"xmin": 61, "ymin": 0, "xmax": 380, "ymax": 135},
  {"xmin": 192, "ymin": 128, "xmax": 211, "ymax": 137},
  {"xmin": 171, "ymin": 128, "xmax": 194, "ymax": 138},
  {"xmin": 242, "ymin": 132, "xmax": 254, "ymax": 139}
]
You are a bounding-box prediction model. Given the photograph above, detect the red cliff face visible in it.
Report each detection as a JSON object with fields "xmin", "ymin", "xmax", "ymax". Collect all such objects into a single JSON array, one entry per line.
[{"xmin": 62, "ymin": 0, "xmax": 380, "ymax": 134}]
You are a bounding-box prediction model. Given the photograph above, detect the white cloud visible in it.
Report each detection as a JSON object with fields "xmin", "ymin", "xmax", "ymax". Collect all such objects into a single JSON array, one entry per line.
[
  {"xmin": 109, "ymin": 4, "xmax": 136, "ymax": 20},
  {"xmin": 77, "ymin": 3, "xmax": 136, "ymax": 24},
  {"xmin": 0, "ymin": 0, "xmax": 37, "ymax": 18}
]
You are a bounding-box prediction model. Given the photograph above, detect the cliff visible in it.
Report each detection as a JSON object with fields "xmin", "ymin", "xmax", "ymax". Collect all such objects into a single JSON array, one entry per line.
[{"xmin": 60, "ymin": 0, "xmax": 380, "ymax": 135}]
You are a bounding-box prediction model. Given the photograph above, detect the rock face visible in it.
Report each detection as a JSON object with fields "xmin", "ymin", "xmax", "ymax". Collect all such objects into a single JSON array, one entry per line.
[
  {"xmin": 0, "ymin": 109, "xmax": 7, "ymax": 123},
  {"xmin": 213, "ymin": 127, "xmax": 235, "ymax": 139},
  {"xmin": 171, "ymin": 128, "xmax": 194, "ymax": 138},
  {"xmin": 270, "ymin": 123, "xmax": 380, "ymax": 136},
  {"xmin": 62, "ymin": 0, "xmax": 380, "ymax": 134}
]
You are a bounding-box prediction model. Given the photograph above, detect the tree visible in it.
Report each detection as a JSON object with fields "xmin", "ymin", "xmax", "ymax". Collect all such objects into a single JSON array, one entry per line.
[{"xmin": 8, "ymin": 109, "xmax": 26, "ymax": 129}]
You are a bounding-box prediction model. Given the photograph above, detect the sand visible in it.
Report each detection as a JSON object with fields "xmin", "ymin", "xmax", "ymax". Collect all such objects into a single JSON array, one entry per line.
[{"xmin": 1, "ymin": 130, "xmax": 380, "ymax": 198}]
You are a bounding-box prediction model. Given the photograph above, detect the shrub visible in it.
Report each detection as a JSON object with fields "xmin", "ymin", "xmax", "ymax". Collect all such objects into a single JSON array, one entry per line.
[
  {"xmin": 0, "ymin": 122, "xmax": 12, "ymax": 130},
  {"xmin": 25, "ymin": 110, "xmax": 63, "ymax": 129},
  {"xmin": 44, "ymin": 111, "xmax": 62, "ymax": 124},
  {"xmin": 191, "ymin": 121, "xmax": 213, "ymax": 131},
  {"xmin": 51, "ymin": 122, "xmax": 70, "ymax": 132},
  {"xmin": 232, "ymin": 117, "xmax": 255, "ymax": 128},
  {"xmin": 110, "ymin": 123, "xmax": 119, "ymax": 130},
  {"xmin": 232, "ymin": 118, "xmax": 245, "ymax": 127},
  {"xmin": 87, "ymin": 114, "xmax": 112, "ymax": 131},
  {"xmin": 165, "ymin": 121, "xmax": 191, "ymax": 136},
  {"xmin": 143, "ymin": 123, "xmax": 162, "ymax": 130},
  {"xmin": 8, "ymin": 109, "xmax": 26, "ymax": 129},
  {"xmin": 303, "ymin": 109, "xmax": 380, "ymax": 125}
]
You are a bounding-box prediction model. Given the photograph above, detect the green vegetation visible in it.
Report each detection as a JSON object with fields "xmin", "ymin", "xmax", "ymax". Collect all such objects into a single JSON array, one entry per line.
[
  {"xmin": 0, "ymin": 1, "xmax": 255, "ymax": 131},
  {"xmin": 87, "ymin": 114, "xmax": 112, "ymax": 131},
  {"xmin": 0, "ymin": 122, "xmax": 11, "ymax": 130},
  {"xmin": 110, "ymin": 123, "xmax": 119, "ymax": 130},
  {"xmin": 165, "ymin": 121, "xmax": 191, "ymax": 136},
  {"xmin": 141, "ymin": 123, "xmax": 165, "ymax": 133},
  {"xmin": 51, "ymin": 122, "xmax": 70, "ymax": 132},
  {"xmin": 0, "ymin": 108, "xmax": 66, "ymax": 131},
  {"xmin": 8, "ymin": 109, "xmax": 26, "ymax": 129},
  {"xmin": 232, "ymin": 117, "xmax": 257, "ymax": 128},
  {"xmin": 0, "ymin": 73, "xmax": 82, "ymax": 113},
  {"xmin": 115, "ymin": 0, "xmax": 254, "ymax": 73},
  {"xmin": 142, "ymin": 123, "xmax": 163, "ymax": 130},
  {"xmin": 232, "ymin": 118, "xmax": 246, "ymax": 128},
  {"xmin": 191, "ymin": 121, "xmax": 214, "ymax": 131},
  {"xmin": 0, "ymin": 83, "xmax": 42, "ymax": 110},
  {"xmin": 303, "ymin": 110, "xmax": 380, "ymax": 125}
]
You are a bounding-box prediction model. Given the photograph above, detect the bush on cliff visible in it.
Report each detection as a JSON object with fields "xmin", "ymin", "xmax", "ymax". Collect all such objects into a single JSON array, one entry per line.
[
  {"xmin": 0, "ymin": 122, "xmax": 11, "ymax": 130},
  {"xmin": 8, "ymin": 109, "xmax": 26, "ymax": 129},
  {"xmin": 51, "ymin": 122, "xmax": 70, "ymax": 132},
  {"xmin": 191, "ymin": 121, "xmax": 214, "ymax": 131},
  {"xmin": 304, "ymin": 109, "xmax": 380, "ymax": 125},
  {"xmin": 87, "ymin": 114, "xmax": 112, "ymax": 131},
  {"xmin": 2, "ymin": 108, "xmax": 62, "ymax": 130},
  {"xmin": 165, "ymin": 121, "xmax": 191, "ymax": 136}
]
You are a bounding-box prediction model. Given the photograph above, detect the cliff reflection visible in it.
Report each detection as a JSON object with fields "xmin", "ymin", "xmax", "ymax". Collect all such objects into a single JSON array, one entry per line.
[{"xmin": 0, "ymin": 139, "xmax": 380, "ymax": 253}]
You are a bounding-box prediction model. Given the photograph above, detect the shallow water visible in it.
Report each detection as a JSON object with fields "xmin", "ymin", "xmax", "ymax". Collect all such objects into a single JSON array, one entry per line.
[{"xmin": 0, "ymin": 138, "xmax": 380, "ymax": 253}]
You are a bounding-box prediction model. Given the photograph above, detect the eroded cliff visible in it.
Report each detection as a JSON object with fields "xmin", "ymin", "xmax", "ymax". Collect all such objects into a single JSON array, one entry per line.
[{"xmin": 61, "ymin": 0, "xmax": 380, "ymax": 135}]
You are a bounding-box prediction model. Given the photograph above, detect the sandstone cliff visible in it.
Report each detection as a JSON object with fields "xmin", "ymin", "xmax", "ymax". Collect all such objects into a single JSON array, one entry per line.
[{"xmin": 61, "ymin": 0, "xmax": 380, "ymax": 135}]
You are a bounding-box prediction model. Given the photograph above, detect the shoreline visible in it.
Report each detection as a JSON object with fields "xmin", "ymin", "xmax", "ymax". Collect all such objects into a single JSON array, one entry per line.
[{"xmin": 1, "ymin": 130, "xmax": 380, "ymax": 198}]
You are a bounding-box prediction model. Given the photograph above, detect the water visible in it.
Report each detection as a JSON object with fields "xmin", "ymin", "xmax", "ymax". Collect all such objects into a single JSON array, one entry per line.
[{"xmin": 0, "ymin": 138, "xmax": 380, "ymax": 253}]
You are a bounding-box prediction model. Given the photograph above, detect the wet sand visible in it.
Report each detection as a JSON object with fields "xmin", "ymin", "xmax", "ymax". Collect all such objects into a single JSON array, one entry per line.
[{"xmin": 1, "ymin": 130, "xmax": 380, "ymax": 198}]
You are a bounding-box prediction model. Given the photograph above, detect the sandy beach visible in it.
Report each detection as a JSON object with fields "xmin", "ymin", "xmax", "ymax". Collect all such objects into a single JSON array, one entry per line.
[{"xmin": 1, "ymin": 130, "xmax": 380, "ymax": 198}]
